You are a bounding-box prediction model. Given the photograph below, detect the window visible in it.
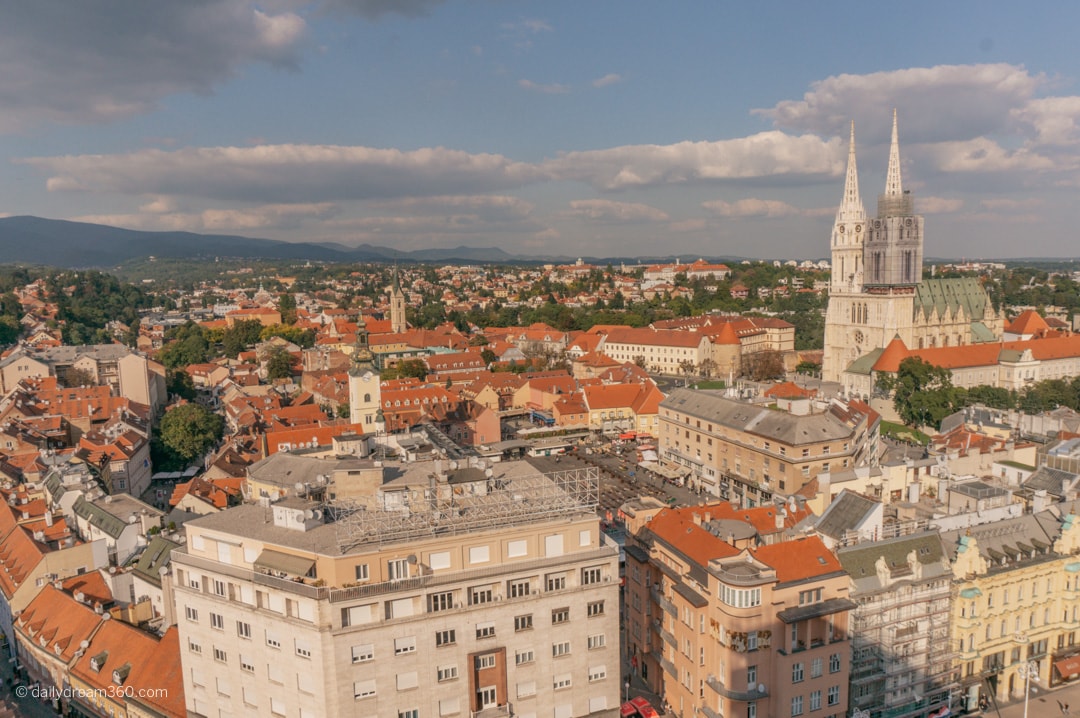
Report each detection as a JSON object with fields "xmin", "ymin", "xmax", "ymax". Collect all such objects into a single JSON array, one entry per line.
[
  {"xmin": 553, "ymin": 641, "xmax": 571, "ymax": 657},
  {"xmin": 748, "ymin": 702, "xmax": 757, "ymax": 718},
  {"xmin": 798, "ymin": 588, "xmax": 822, "ymax": 606},
  {"xmin": 829, "ymin": 653, "xmax": 841, "ymax": 673},
  {"xmin": 810, "ymin": 657, "xmax": 822, "ymax": 678},
  {"xmin": 236, "ymin": 621, "xmax": 251, "ymax": 639},
  {"xmin": 296, "ymin": 640, "xmax": 312, "ymax": 659},
  {"xmin": 791, "ymin": 695, "xmax": 803, "ymax": 716},
  {"xmin": 475, "ymin": 654, "xmax": 496, "ymax": 670},
  {"xmin": 517, "ymin": 681, "xmax": 537, "ymax": 698},
  {"xmin": 508, "ymin": 579, "xmax": 531, "ymax": 598},
  {"xmin": 476, "ymin": 622, "xmax": 496, "ymax": 639},
  {"xmin": 546, "ymin": 573, "xmax": 566, "ymax": 591},
  {"xmin": 266, "ymin": 631, "xmax": 281, "ymax": 649},
  {"xmin": 554, "ymin": 674, "xmax": 573, "ymax": 690},
  {"xmin": 240, "ymin": 655, "xmax": 254, "ymax": 673},
  {"xmin": 748, "ymin": 631, "xmax": 758, "ymax": 651},
  {"xmin": 720, "ymin": 586, "xmax": 761, "ymax": 608},
  {"xmin": 213, "ymin": 647, "xmax": 227, "ymax": 663},
  {"xmin": 436, "ymin": 630, "xmax": 456, "ymax": 647},
  {"xmin": 213, "ymin": 579, "xmax": 226, "ymax": 597},
  {"xmin": 515, "ymin": 614, "xmax": 533, "ymax": 632},
  {"xmin": 552, "ymin": 607, "xmax": 570, "ymax": 625},
  {"xmin": 354, "ymin": 679, "xmax": 376, "ymax": 699},
  {"xmin": 438, "ymin": 665, "xmax": 458, "ymax": 682},
  {"xmin": 395, "ymin": 636, "xmax": 417, "ymax": 655},
  {"xmin": 792, "ymin": 662, "xmax": 804, "ymax": 683},
  {"xmin": 399, "ymin": 711, "xmax": 419, "ymax": 718},
  {"xmin": 470, "ymin": 587, "xmax": 493, "ymax": 605},
  {"xmin": 352, "ymin": 644, "xmax": 374, "ymax": 663},
  {"xmin": 827, "ymin": 686, "xmax": 840, "ymax": 706},
  {"xmin": 210, "ymin": 612, "xmax": 224, "ymax": 630},
  {"xmin": 582, "ymin": 567, "xmax": 602, "ymax": 585},
  {"xmin": 809, "ymin": 690, "xmax": 821, "ymax": 711},
  {"xmin": 355, "ymin": 564, "xmax": 369, "ymax": 581},
  {"xmin": 428, "ymin": 591, "xmax": 454, "ymax": 612},
  {"xmin": 588, "ymin": 634, "xmax": 606, "ymax": 650},
  {"xmin": 185, "ymin": 606, "xmax": 199, "ymax": 622},
  {"xmin": 588, "ymin": 600, "xmax": 605, "ymax": 617},
  {"xmin": 588, "ymin": 665, "xmax": 607, "ymax": 682},
  {"xmin": 188, "ymin": 639, "xmax": 202, "ymax": 655},
  {"xmin": 388, "ymin": 558, "xmax": 409, "ymax": 581},
  {"xmin": 516, "ymin": 649, "xmax": 535, "ymax": 665}
]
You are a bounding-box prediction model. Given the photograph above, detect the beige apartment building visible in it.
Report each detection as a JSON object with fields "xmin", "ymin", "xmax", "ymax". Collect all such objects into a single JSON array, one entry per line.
[
  {"xmin": 174, "ymin": 461, "xmax": 620, "ymax": 718},
  {"xmin": 623, "ymin": 504, "xmax": 854, "ymax": 718},
  {"xmin": 658, "ymin": 389, "xmax": 879, "ymax": 504}
]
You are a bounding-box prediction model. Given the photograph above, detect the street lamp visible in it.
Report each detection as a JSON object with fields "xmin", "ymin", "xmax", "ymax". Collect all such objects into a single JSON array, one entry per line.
[
  {"xmin": 1014, "ymin": 632, "xmax": 1040, "ymax": 718},
  {"xmin": 1019, "ymin": 659, "xmax": 1039, "ymax": 718}
]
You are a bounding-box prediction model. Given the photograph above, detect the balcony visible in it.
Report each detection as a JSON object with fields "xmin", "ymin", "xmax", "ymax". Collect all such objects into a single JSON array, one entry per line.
[
  {"xmin": 700, "ymin": 704, "xmax": 722, "ymax": 718},
  {"xmin": 650, "ymin": 649, "xmax": 676, "ymax": 678},
  {"xmin": 650, "ymin": 586, "xmax": 677, "ymax": 617},
  {"xmin": 471, "ymin": 704, "xmax": 512, "ymax": 718},
  {"xmin": 652, "ymin": 620, "xmax": 676, "ymax": 647},
  {"xmin": 706, "ymin": 675, "xmax": 769, "ymax": 701}
]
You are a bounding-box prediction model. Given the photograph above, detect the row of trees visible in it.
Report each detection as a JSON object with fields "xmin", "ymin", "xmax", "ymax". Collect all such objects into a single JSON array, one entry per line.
[{"xmin": 881, "ymin": 357, "xmax": 1080, "ymax": 429}]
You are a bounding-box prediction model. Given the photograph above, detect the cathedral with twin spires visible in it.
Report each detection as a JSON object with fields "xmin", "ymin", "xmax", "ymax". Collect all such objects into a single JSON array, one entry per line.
[{"xmin": 822, "ymin": 111, "xmax": 1004, "ymax": 387}]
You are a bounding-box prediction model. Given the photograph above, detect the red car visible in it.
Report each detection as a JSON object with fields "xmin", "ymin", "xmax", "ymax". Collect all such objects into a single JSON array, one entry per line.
[{"xmin": 629, "ymin": 697, "xmax": 661, "ymax": 718}]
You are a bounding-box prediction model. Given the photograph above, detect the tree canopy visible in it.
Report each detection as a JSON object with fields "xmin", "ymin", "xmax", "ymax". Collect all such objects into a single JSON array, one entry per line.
[{"xmin": 158, "ymin": 403, "xmax": 224, "ymax": 463}]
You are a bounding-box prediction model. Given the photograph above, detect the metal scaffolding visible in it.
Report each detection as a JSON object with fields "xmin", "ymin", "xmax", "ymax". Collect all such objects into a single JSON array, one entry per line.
[{"xmin": 330, "ymin": 465, "xmax": 600, "ymax": 553}]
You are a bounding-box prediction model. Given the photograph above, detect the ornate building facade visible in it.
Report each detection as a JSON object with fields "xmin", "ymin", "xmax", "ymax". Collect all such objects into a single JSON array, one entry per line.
[{"xmin": 822, "ymin": 112, "xmax": 1003, "ymax": 385}]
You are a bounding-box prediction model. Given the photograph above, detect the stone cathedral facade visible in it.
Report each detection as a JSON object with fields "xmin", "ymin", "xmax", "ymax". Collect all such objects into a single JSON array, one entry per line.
[{"xmin": 822, "ymin": 111, "xmax": 1003, "ymax": 386}]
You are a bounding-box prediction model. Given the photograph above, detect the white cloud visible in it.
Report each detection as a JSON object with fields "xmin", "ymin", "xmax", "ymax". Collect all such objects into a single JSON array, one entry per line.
[
  {"xmin": 0, "ymin": 2, "xmax": 309, "ymax": 132},
  {"xmin": 1011, "ymin": 96, "xmax": 1080, "ymax": 146},
  {"xmin": 73, "ymin": 202, "xmax": 340, "ymax": 232},
  {"xmin": 980, "ymin": 198, "xmax": 1045, "ymax": 211},
  {"xmin": 917, "ymin": 197, "xmax": 964, "ymax": 214},
  {"xmin": 519, "ymin": 79, "xmax": 570, "ymax": 94},
  {"xmin": 755, "ymin": 63, "xmax": 1043, "ymax": 144},
  {"xmin": 592, "ymin": 73, "xmax": 622, "ymax": 88},
  {"xmin": 23, "ymin": 144, "xmax": 546, "ymax": 203},
  {"xmin": 566, "ymin": 199, "xmax": 669, "ymax": 222},
  {"xmin": 927, "ymin": 137, "xmax": 1056, "ymax": 173},
  {"xmin": 502, "ymin": 18, "xmax": 552, "ymax": 33},
  {"xmin": 545, "ymin": 132, "xmax": 842, "ymax": 191},
  {"xmin": 702, "ymin": 198, "xmax": 802, "ymax": 218}
]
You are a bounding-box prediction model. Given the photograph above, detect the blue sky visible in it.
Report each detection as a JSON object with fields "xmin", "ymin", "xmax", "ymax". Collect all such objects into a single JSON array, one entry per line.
[{"xmin": 3, "ymin": 1, "xmax": 1080, "ymax": 259}]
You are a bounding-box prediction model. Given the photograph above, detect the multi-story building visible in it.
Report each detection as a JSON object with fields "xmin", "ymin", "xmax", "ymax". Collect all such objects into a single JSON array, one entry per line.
[
  {"xmin": 942, "ymin": 509, "xmax": 1080, "ymax": 711},
  {"xmin": 836, "ymin": 531, "xmax": 958, "ymax": 718},
  {"xmin": 623, "ymin": 504, "xmax": 854, "ymax": 718},
  {"xmin": 658, "ymin": 389, "xmax": 879, "ymax": 503},
  {"xmin": 822, "ymin": 113, "xmax": 1002, "ymax": 384},
  {"xmin": 174, "ymin": 461, "xmax": 620, "ymax": 718}
]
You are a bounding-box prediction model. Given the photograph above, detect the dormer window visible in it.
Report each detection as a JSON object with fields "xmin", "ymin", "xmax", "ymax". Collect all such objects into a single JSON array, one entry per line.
[
  {"xmin": 112, "ymin": 662, "xmax": 131, "ymax": 686},
  {"xmin": 90, "ymin": 651, "xmax": 108, "ymax": 672}
]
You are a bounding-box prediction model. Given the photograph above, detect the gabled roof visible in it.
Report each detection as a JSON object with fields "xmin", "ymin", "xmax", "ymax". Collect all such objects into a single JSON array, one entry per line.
[
  {"xmin": 751, "ymin": 535, "xmax": 844, "ymax": 584},
  {"xmin": 814, "ymin": 490, "xmax": 878, "ymax": 541},
  {"xmin": 914, "ymin": 277, "xmax": 991, "ymax": 321},
  {"xmin": 16, "ymin": 584, "xmax": 102, "ymax": 664},
  {"xmin": 1006, "ymin": 309, "xmax": 1050, "ymax": 336},
  {"xmin": 132, "ymin": 535, "xmax": 182, "ymax": 587}
]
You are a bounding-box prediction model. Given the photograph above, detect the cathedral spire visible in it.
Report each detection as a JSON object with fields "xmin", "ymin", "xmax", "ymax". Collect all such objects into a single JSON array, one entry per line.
[
  {"xmin": 836, "ymin": 120, "xmax": 865, "ymax": 223},
  {"xmin": 885, "ymin": 108, "xmax": 903, "ymax": 197}
]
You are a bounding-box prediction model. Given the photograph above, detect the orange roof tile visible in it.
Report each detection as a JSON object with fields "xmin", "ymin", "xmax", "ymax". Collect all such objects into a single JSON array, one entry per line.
[
  {"xmin": 751, "ymin": 536, "xmax": 843, "ymax": 583},
  {"xmin": 871, "ymin": 335, "xmax": 910, "ymax": 372},
  {"xmin": 1006, "ymin": 310, "xmax": 1050, "ymax": 336}
]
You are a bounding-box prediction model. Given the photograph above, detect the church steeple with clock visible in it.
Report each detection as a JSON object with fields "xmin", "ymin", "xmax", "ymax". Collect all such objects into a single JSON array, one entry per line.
[{"xmin": 822, "ymin": 110, "xmax": 1002, "ymax": 387}]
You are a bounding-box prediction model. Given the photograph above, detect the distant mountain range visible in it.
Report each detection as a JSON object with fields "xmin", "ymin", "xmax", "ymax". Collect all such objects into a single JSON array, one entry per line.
[
  {"xmin": 6, "ymin": 215, "xmax": 1054, "ymax": 269},
  {"xmin": 0, "ymin": 216, "xmax": 534, "ymax": 267}
]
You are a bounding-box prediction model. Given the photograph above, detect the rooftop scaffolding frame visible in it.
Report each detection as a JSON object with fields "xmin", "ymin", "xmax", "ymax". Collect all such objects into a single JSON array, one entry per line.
[{"xmin": 329, "ymin": 465, "xmax": 600, "ymax": 553}]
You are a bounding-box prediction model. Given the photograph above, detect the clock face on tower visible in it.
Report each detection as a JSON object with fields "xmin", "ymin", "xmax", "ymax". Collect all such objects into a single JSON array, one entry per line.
[
  {"xmin": 838, "ymin": 225, "xmax": 844, "ymax": 233},
  {"xmin": 854, "ymin": 330, "xmax": 864, "ymax": 344},
  {"xmin": 855, "ymin": 224, "xmax": 862, "ymax": 233}
]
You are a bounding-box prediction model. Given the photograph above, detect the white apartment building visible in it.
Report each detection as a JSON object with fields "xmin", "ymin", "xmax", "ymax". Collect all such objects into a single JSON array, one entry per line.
[{"xmin": 174, "ymin": 462, "xmax": 621, "ymax": 718}]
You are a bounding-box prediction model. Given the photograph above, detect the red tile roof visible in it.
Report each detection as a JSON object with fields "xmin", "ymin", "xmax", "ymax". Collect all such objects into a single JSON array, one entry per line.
[{"xmin": 751, "ymin": 536, "xmax": 843, "ymax": 583}]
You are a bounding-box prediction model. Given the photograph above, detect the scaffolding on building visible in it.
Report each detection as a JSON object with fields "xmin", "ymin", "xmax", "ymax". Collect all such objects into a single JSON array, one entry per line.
[{"xmin": 328, "ymin": 465, "xmax": 600, "ymax": 553}]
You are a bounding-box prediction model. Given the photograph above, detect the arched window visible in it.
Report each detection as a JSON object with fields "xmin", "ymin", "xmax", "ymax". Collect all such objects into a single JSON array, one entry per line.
[{"xmin": 363, "ymin": 393, "xmax": 371, "ymax": 403}]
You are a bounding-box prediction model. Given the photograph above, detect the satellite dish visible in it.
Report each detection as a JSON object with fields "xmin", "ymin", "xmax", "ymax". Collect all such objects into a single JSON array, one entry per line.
[
  {"xmin": 304, "ymin": 509, "xmax": 315, "ymax": 520},
  {"xmin": 407, "ymin": 554, "xmax": 418, "ymax": 564},
  {"xmin": 758, "ymin": 683, "xmax": 766, "ymax": 694}
]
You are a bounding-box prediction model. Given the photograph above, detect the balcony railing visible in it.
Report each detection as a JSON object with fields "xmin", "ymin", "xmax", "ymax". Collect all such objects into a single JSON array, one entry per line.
[{"xmin": 471, "ymin": 703, "xmax": 512, "ymax": 718}]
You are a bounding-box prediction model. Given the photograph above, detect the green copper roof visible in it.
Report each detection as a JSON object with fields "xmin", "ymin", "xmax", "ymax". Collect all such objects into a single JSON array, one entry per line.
[
  {"xmin": 914, "ymin": 278, "xmax": 991, "ymax": 321},
  {"xmin": 845, "ymin": 347, "xmax": 884, "ymax": 376},
  {"xmin": 959, "ymin": 587, "xmax": 983, "ymax": 598},
  {"xmin": 971, "ymin": 321, "xmax": 997, "ymax": 343}
]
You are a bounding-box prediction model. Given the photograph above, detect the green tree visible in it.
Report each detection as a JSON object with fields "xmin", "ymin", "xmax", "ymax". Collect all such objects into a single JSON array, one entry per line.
[
  {"xmin": 159, "ymin": 403, "xmax": 224, "ymax": 463},
  {"xmin": 167, "ymin": 369, "xmax": 198, "ymax": 401},
  {"xmin": 278, "ymin": 292, "xmax": 297, "ymax": 325},
  {"xmin": 265, "ymin": 346, "xmax": 295, "ymax": 380},
  {"xmin": 879, "ymin": 357, "xmax": 961, "ymax": 429}
]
